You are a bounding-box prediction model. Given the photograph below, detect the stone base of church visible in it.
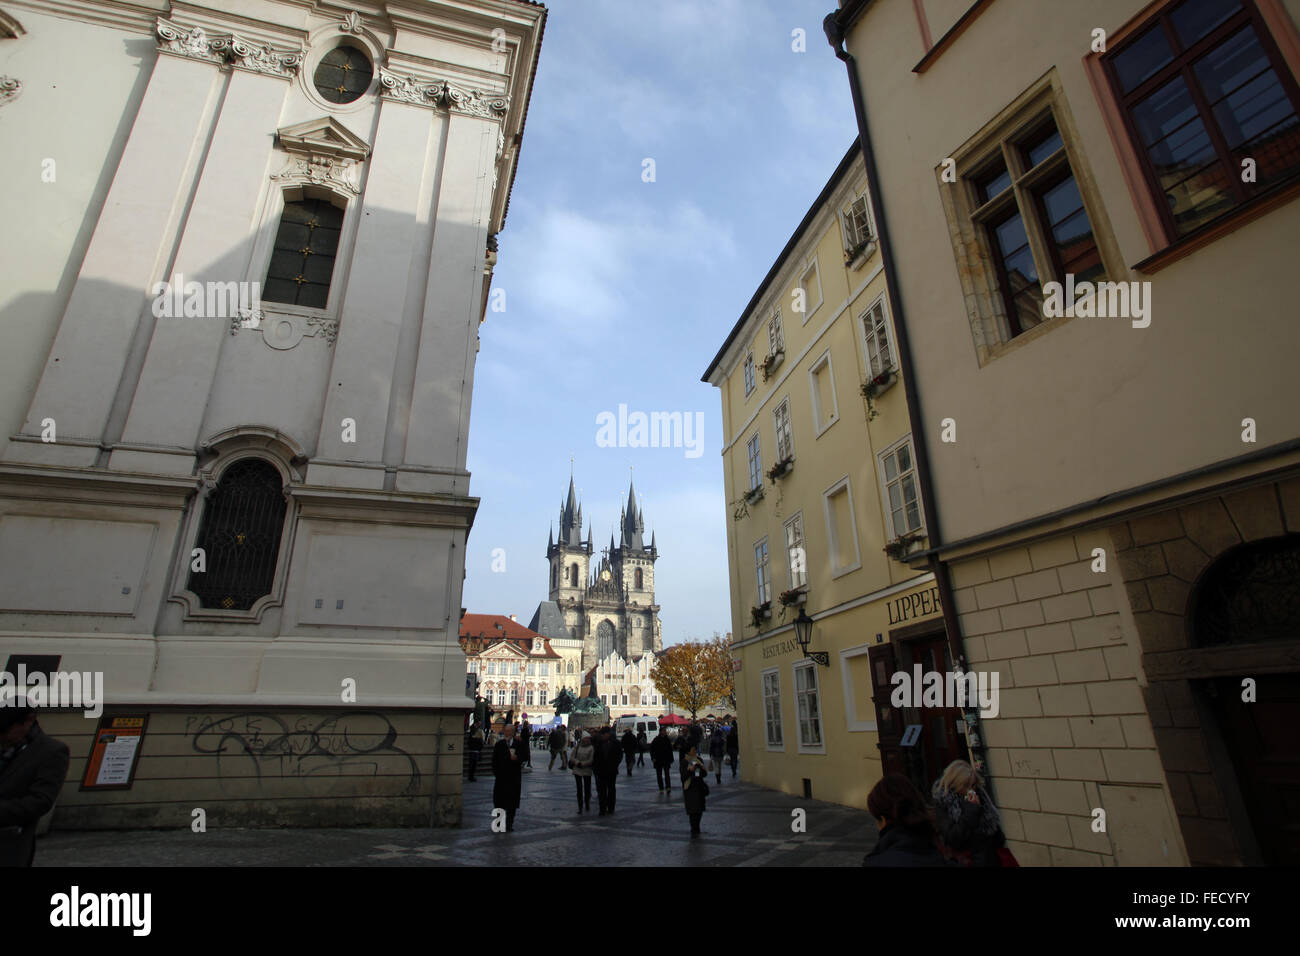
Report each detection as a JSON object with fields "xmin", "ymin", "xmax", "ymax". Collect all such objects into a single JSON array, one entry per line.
[{"xmin": 39, "ymin": 706, "xmax": 466, "ymax": 829}]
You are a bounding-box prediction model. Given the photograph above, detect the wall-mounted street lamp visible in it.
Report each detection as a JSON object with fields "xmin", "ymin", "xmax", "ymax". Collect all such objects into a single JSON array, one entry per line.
[{"xmin": 793, "ymin": 609, "xmax": 829, "ymax": 667}]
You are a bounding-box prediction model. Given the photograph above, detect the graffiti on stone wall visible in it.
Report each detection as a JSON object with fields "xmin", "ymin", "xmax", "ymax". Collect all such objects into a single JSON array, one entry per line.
[{"xmin": 186, "ymin": 712, "xmax": 420, "ymax": 794}]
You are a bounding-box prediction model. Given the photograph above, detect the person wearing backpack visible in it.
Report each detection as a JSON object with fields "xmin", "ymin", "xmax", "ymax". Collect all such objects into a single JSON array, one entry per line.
[{"xmin": 570, "ymin": 731, "xmax": 595, "ymax": 813}]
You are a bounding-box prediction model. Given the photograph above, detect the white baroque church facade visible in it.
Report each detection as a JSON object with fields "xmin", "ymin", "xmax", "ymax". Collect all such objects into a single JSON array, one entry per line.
[{"xmin": 0, "ymin": 0, "xmax": 544, "ymax": 827}]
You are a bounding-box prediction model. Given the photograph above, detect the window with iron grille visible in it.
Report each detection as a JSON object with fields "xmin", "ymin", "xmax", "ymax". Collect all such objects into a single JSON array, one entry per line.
[
  {"xmin": 263, "ymin": 196, "xmax": 344, "ymax": 309},
  {"xmin": 187, "ymin": 458, "xmax": 287, "ymax": 611},
  {"xmin": 1104, "ymin": 0, "xmax": 1300, "ymax": 238},
  {"xmin": 313, "ymin": 44, "xmax": 373, "ymax": 104}
]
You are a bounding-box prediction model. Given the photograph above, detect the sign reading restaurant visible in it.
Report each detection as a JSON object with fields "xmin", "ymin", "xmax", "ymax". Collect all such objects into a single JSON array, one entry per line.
[
  {"xmin": 761, "ymin": 637, "xmax": 801, "ymax": 659},
  {"xmin": 887, "ymin": 585, "xmax": 942, "ymax": 626}
]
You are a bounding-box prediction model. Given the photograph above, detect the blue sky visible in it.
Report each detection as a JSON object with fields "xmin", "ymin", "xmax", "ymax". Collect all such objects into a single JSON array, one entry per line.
[{"xmin": 463, "ymin": 0, "xmax": 858, "ymax": 644}]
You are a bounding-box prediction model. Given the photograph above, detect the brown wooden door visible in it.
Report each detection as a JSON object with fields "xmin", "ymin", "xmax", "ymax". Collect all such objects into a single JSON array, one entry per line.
[
  {"xmin": 1206, "ymin": 672, "xmax": 1300, "ymax": 864},
  {"xmin": 900, "ymin": 635, "xmax": 969, "ymax": 793}
]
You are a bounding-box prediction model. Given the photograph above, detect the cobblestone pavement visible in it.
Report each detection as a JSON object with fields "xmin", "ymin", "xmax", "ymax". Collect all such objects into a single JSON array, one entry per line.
[{"xmin": 36, "ymin": 759, "xmax": 877, "ymax": 867}]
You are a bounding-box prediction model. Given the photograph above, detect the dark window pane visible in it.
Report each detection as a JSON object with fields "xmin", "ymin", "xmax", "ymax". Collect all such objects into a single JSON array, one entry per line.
[
  {"xmin": 296, "ymin": 284, "xmax": 330, "ymax": 309},
  {"xmin": 1041, "ymin": 174, "xmax": 1084, "ymax": 226},
  {"xmin": 975, "ymin": 163, "xmax": 1011, "ymax": 204},
  {"xmin": 1171, "ymin": 0, "xmax": 1241, "ymax": 49},
  {"xmin": 1132, "ymin": 75, "xmax": 1200, "ymax": 147},
  {"xmin": 273, "ymin": 221, "xmax": 311, "ymax": 249},
  {"xmin": 1194, "ymin": 27, "xmax": 1271, "ymax": 106},
  {"xmin": 187, "ymin": 459, "xmax": 287, "ymax": 611},
  {"xmin": 1024, "ymin": 123, "xmax": 1063, "ymax": 167},
  {"xmin": 1112, "ymin": 24, "xmax": 1175, "ymax": 93}
]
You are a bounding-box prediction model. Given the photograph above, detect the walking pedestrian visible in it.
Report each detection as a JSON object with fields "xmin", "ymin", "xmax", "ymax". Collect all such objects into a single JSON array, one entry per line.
[
  {"xmin": 548, "ymin": 725, "xmax": 569, "ymax": 770},
  {"xmin": 680, "ymin": 744, "xmax": 709, "ymax": 838},
  {"xmin": 707, "ymin": 727, "xmax": 727, "ymax": 784},
  {"xmin": 726, "ymin": 723, "xmax": 739, "ymax": 779},
  {"xmin": 466, "ymin": 725, "xmax": 484, "ymax": 782},
  {"xmin": 636, "ymin": 729, "xmax": 647, "ymax": 767},
  {"xmin": 594, "ymin": 727, "xmax": 622, "ymax": 815},
  {"xmin": 0, "ymin": 701, "xmax": 70, "ymax": 867},
  {"xmin": 862, "ymin": 774, "xmax": 949, "ymax": 867},
  {"xmin": 649, "ymin": 725, "xmax": 674, "ymax": 792},
  {"xmin": 519, "ymin": 719, "xmax": 532, "ymax": 770},
  {"xmin": 620, "ymin": 729, "xmax": 637, "ymax": 776},
  {"xmin": 931, "ymin": 760, "xmax": 1015, "ymax": 866},
  {"xmin": 570, "ymin": 731, "xmax": 595, "ymax": 813},
  {"xmin": 491, "ymin": 723, "xmax": 526, "ymax": 832}
]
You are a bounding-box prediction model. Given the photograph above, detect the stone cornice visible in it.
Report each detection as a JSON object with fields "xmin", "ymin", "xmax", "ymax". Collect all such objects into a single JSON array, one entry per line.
[
  {"xmin": 377, "ymin": 68, "xmax": 508, "ymax": 117},
  {"xmin": 156, "ymin": 17, "xmax": 304, "ymax": 78}
]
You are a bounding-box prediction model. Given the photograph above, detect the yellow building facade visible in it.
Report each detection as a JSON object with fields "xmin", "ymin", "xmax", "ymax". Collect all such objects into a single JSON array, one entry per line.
[{"xmin": 703, "ymin": 145, "xmax": 968, "ymax": 810}]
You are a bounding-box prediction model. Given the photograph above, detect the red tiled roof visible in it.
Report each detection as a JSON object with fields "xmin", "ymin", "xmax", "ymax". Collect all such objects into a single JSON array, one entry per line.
[{"xmin": 459, "ymin": 613, "xmax": 561, "ymax": 658}]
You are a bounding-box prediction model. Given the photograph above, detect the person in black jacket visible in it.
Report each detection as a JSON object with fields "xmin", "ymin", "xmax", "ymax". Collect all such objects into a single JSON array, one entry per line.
[
  {"xmin": 491, "ymin": 723, "xmax": 527, "ymax": 831},
  {"xmin": 649, "ymin": 726, "xmax": 674, "ymax": 792},
  {"xmin": 725, "ymin": 724, "xmax": 739, "ymax": 779},
  {"xmin": 593, "ymin": 728, "xmax": 622, "ymax": 815},
  {"xmin": 862, "ymin": 774, "xmax": 948, "ymax": 867},
  {"xmin": 0, "ymin": 703, "xmax": 70, "ymax": 867},
  {"xmin": 680, "ymin": 745, "xmax": 709, "ymax": 837},
  {"xmin": 620, "ymin": 730, "xmax": 637, "ymax": 776}
]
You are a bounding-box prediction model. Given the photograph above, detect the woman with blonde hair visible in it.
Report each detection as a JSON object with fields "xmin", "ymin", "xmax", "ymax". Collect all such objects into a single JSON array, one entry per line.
[{"xmin": 931, "ymin": 760, "xmax": 1015, "ymax": 866}]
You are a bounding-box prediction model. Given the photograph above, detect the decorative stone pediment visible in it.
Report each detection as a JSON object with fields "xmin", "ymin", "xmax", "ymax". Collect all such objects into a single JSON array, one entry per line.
[
  {"xmin": 271, "ymin": 117, "xmax": 370, "ymax": 197},
  {"xmin": 156, "ymin": 17, "xmax": 303, "ymax": 79},
  {"xmin": 276, "ymin": 117, "xmax": 371, "ymax": 163}
]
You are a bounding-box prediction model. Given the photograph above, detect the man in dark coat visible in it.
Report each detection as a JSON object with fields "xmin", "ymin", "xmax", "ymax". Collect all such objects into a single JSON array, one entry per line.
[
  {"xmin": 548, "ymin": 725, "xmax": 569, "ymax": 770},
  {"xmin": 649, "ymin": 726, "xmax": 674, "ymax": 792},
  {"xmin": 0, "ymin": 703, "xmax": 70, "ymax": 866},
  {"xmin": 725, "ymin": 724, "xmax": 739, "ymax": 779},
  {"xmin": 491, "ymin": 723, "xmax": 526, "ymax": 831},
  {"xmin": 593, "ymin": 728, "xmax": 622, "ymax": 815},
  {"xmin": 620, "ymin": 729, "xmax": 637, "ymax": 776}
]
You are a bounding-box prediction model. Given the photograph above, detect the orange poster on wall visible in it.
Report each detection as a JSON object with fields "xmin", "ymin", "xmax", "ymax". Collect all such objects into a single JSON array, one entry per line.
[{"xmin": 80, "ymin": 714, "xmax": 148, "ymax": 790}]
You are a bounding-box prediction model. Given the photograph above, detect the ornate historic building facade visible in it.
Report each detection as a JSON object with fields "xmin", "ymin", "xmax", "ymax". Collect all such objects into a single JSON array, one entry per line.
[
  {"xmin": 531, "ymin": 476, "xmax": 663, "ymax": 672},
  {"xmin": 0, "ymin": 0, "xmax": 545, "ymax": 828}
]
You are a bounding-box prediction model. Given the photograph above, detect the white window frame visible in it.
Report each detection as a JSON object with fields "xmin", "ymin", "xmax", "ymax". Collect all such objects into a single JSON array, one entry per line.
[
  {"xmin": 841, "ymin": 191, "xmax": 873, "ymax": 253},
  {"xmin": 859, "ymin": 293, "xmax": 896, "ymax": 380},
  {"xmin": 808, "ymin": 349, "xmax": 839, "ymax": 437},
  {"xmin": 839, "ymin": 643, "xmax": 879, "ymax": 733},
  {"xmin": 762, "ymin": 667, "xmax": 784, "ymax": 750},
  {"xmin": 754, "ymin": 537, "xmax": 771, "ymax": 605},
  {"xmin": 878, "ymin": 434, "xmax": 925, "ymax": 541},
  {"xmin": 773, "ymin": 397, "xmax": 794, "ymax": 462},
  {"xmin": 797, "ymin": 258, "xmax": 823, "ymax": 324},
  {"xmin": 793, "ymin": 661, "xmax": 825, "ymax": 753},
  {"xmin": 768, "ymin": 309, "xmax": 785, "ymax": 356},
  {"xmin": 784, "ymin": 511, "xmax": 807, "ymax": 590},
  {"xmin": 743, "ymin": 351, "xmax": 756, "ymax": 397},
  {"xmin": 822, "ymin": 476, "xmax": 863, "ymax": 578},
  {"xmin": 746, "ymin": 433, "xmax": 762, "ymax": 491}
]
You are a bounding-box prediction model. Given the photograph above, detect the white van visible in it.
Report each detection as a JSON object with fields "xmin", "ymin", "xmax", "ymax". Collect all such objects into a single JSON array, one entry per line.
[{"xmin": 614, "ymin": 715, "xmax": 659, "ymax": 746}]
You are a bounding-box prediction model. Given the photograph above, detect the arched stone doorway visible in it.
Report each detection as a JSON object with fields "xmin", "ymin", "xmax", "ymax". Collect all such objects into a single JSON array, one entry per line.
[{"xmin": 1189, "ymin": 533, "xmax": 1300, "ymax": 865}]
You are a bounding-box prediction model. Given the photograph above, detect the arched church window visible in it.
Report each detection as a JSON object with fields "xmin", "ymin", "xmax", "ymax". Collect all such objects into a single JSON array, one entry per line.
[
  {"xmin": 263, "ymin": 195, "xmax": 344, "ymax": 308},
  {"xmin": 567, "ymin": 660, "xmax": 574, "ymax": 673},
  {"xmin": 1190, "ymin": 534, "xmax": 1300, "ymax": 646},
  {"xmin": 187, "ymin": 459, "xmax": 287, "ymax": 610},
  {"xmin": 313, "ymin": 45, "xmax": 373, "ymax": 104},
  {"xmin": 635, "ymin": 567, "xmax": 643, "ymax": 589},
  {"xmin": 569, "ymin": 563, "xmax": 578, "ymax": 587}
]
